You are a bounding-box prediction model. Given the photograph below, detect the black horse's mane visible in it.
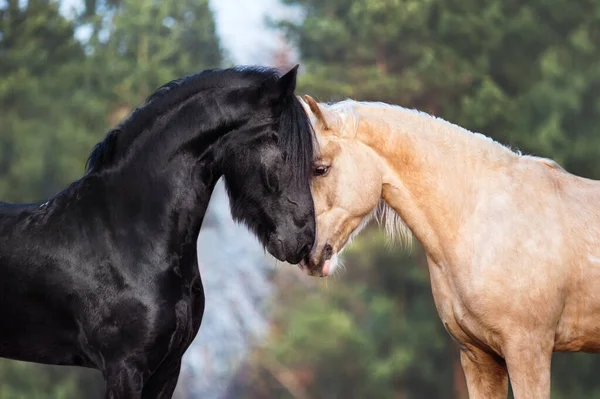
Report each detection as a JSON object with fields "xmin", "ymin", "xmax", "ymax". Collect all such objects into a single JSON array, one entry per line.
[{"xmin": 84, "ymin": 66, "xmax": 314, "ymax": 185}]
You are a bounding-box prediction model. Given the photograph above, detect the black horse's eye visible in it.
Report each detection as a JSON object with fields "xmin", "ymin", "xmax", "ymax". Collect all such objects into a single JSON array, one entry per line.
[
  {"xmin": 262, "ymin": 168, "xmax": 280, "ymax": 193},
  {"xmin": 313, "ymin": 165, "xmax": 330, "ymax": 177}
]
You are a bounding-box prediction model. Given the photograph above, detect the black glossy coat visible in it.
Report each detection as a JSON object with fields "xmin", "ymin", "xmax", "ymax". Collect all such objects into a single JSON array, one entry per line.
[{"xmin": 0, "ymin": 65, "xmax": 315, "ymax": 398}]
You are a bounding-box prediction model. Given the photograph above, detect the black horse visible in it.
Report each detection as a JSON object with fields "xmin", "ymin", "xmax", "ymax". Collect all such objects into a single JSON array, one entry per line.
[{"xmin": 0, "ymin": 65, "xmax": 315, "ymax": 398}]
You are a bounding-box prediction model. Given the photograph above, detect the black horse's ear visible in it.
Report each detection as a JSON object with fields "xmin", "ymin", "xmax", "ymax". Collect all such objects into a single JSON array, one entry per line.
[
  {"xmin": 275, "ymin": 64, "xmax": 299, "ymax": 98},
  {"xmin": 260, "ymin": 65, "xmax": 299, "ymax": 106}
]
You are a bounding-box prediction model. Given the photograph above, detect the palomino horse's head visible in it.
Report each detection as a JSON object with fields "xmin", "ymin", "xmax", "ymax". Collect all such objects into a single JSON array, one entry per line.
[{"xmin": 297, "ymin": 95, "xmax": 391, "ymax": 277}]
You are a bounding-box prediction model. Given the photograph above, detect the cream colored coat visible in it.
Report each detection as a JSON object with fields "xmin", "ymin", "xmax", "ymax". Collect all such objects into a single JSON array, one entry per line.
[{"xmin": 298, "ymin": 96, "xmax": 600, "ymax": 399}]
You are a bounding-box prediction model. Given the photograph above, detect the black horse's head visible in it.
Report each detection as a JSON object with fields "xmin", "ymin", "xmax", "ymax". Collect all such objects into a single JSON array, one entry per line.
[
  {"xmin": 217, "ymin": 66, "xmax": 316, "ymax": 264},
  {"xmin": 85, "ymin": 65, "xmax": 315, "ymax": 264}
]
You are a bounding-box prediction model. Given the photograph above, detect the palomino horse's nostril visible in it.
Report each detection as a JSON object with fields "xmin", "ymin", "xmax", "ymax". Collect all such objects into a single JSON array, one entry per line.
[{"xmin": 323, "ymin": 244, "xmax": 333, "ymax": 260}]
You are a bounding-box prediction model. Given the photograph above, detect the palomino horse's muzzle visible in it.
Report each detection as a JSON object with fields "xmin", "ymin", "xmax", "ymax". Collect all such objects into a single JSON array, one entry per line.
[{"xmin": 299, "ymin": 243, "xmax": 333, "ymax": 277}]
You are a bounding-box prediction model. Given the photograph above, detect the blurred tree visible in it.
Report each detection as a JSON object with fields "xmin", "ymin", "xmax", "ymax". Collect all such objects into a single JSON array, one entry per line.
[
  {"xmin": 0, "ymin": 361, "xmax": 81, "ymax": 399},
  {"xmin": 0, "ymin": 0, "xmax": 100, "ymax": 202},
  {"xmin": 81, "ymin": 0, "xmax": 223, "ymax": 113},
  {"xmin": 238, "ymin": 0, "xmax": 600, "ymax": 398}
]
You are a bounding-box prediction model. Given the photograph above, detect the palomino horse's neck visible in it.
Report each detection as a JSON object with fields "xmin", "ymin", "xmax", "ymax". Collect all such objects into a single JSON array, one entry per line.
[{"xmin": 352, "ymin": 103, "xmax": 520, "ymax": 264}]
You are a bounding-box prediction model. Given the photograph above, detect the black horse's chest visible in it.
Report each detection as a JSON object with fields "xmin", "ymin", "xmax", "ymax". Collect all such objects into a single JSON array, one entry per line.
[
  {"xmin": 161, "ymin": 257, "xmax": 205, "ymax": 338},
  {"xmin": 149, "ymin": 263, "xmax": 205, "ymax": 366}
]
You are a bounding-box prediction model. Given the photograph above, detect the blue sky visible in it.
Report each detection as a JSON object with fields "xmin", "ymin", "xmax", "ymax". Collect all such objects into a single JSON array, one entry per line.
[{"xmin": 58, "ymin": 0, "xmax": 301, "ymax": 65}]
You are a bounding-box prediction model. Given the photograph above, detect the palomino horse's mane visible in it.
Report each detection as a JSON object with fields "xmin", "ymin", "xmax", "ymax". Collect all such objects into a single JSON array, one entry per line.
[
  {"xmin": 354, "ymin": 199, "xmax": 413, "ymax": 252},
  {"xmin": 328, "ymin": 99, "xmax": 523, "ymax": 155},
  {"xmin": 321, "ymin": 99, "xmax": 564, "ymax": 251}
]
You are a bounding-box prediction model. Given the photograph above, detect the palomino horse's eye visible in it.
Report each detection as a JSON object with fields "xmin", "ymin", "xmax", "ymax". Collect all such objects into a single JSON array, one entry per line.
[{"xmin": 313, "ymin": 165, "xmax": 330, "ymax": 177}]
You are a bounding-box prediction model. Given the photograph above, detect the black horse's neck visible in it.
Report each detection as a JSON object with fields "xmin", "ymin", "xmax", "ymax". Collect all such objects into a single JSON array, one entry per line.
[{"xmin": 84, "ymin": 89, "xmax": 251, "ymax": 249}]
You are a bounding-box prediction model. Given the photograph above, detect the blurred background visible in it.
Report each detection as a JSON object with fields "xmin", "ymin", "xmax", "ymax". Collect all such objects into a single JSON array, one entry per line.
[{"xmin": 1, "ymin": 0, "xmax": 599, "ymax": 397}]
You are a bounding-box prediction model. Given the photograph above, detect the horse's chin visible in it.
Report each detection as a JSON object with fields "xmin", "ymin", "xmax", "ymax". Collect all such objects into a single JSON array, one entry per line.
[{"xmin": 299, "ymin": 255, "xmax": 335, "ymax": 278}]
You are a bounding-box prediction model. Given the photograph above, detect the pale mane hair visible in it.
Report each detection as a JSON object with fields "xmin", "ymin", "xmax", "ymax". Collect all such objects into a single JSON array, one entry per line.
[{"xmin": 353, "ymin": 199, "xmax": 414, "ymax": 253}]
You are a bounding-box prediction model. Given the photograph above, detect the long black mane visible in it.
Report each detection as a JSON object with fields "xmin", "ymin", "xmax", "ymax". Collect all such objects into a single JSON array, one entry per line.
[{"xmin": 84, "ymin": 66, "xmax": 314, "ymax": 186}]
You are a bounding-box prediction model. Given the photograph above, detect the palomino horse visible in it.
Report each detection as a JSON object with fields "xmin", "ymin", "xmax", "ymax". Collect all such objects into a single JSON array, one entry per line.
[
  {"xmin": 297, "ymin": 95, "xmax": 599, "ymax": 399},
  {"xmin": 0, "ymin": 66, "xmax": 316, "ymax": 399}
]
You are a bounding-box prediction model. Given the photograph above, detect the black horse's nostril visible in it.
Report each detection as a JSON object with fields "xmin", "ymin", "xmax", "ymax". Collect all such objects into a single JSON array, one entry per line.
[{"xmin": 299, "ymin": 243, "xmax": 312, "ymax": 260}]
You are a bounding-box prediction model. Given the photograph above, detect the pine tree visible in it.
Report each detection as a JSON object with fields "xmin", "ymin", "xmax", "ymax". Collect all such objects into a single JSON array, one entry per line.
[{"xmin": 0, "ymin": 0, "xmax": 98, "ymax": 202}]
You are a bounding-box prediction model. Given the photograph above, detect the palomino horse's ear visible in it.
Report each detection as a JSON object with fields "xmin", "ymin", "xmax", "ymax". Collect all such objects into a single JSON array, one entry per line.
[
  {"xmin": 303, "ymin": 95, "xmax": 340, "ymax": 133},
  {"xmin": 297, "ymin": 95, "xmax": 311, "ymax": 115}
]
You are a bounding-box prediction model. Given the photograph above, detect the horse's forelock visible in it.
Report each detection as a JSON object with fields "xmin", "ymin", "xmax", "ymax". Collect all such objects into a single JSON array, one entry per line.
[{"xmin": 277, "ymin": 95, "xmax": 316, "ymax": 188}]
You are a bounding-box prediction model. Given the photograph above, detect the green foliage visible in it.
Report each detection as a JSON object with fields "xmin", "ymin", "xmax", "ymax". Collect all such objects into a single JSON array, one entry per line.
[
  {"xmin": 0, "ymin": 0, "xmax": 97, "ymax": 202},
  {"xmin": 0, "ymin": 361, "xmax": 82, "ymax": 399},
  {"xmin": 83, "ymin": 0, "xmax": 222, "ymax": 106}
]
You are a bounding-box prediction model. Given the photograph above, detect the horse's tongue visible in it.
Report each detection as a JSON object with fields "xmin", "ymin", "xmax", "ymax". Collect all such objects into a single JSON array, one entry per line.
[{"xmin": 322, "ymin": 259, "xmax": 332, "ymax": 277}]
